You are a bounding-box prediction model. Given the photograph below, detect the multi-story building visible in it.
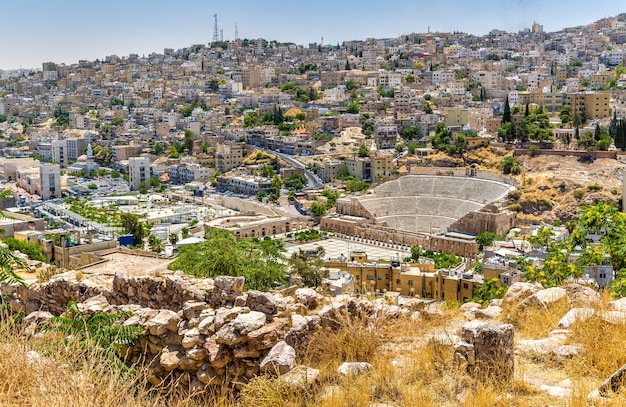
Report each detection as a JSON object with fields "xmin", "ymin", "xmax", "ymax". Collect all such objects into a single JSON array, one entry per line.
[
  {"xmin": 318, "ymin": 159, "xmax": 346, "ymax": 183},
  {"xmin": 518, "ymin": 90, "xmax": 611, "ymax": 118},
  {"xmin": 66, "ymin": 137, "xmax": 87, "ymax": 161},
  {"xmin": 168, "ymin": 163, "xmax": 211, "ymax": 184},
  {"xmin": 39, "ymin": 163, "xmax": 61, "ymax": 200},
  {"xmin": 215, "ymin": 175, "xmax": 272, "ymax": 195},
  {"xmin": 128, "ymin": 157, "xmax": 151, "ymax": 190},
  {"xmin": 215, "ymin": 143, "xmax": 245, "ymax": 173},
  {"xmin": 374, "ymin": 122, "xmax": 398, "ymax": 149},
  {"xmin": 325, "ymin": 253, "xmax": 481, "ymax": 301},
  {"xmin": 50, "ymin": 140, "xmax": 68, "ymax": 168}
]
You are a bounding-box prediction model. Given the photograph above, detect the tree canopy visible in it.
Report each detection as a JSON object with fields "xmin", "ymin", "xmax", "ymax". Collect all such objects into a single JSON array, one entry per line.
[{"xmin": 168, "ymin": 228, "xmax": 287, "ymax": 291}]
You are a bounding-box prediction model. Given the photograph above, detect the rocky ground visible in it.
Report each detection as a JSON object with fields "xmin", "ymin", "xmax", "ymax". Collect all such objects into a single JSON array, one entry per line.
[{"xmin": 6, "ymin": 269, "xmax": 626, "ymax": 406}]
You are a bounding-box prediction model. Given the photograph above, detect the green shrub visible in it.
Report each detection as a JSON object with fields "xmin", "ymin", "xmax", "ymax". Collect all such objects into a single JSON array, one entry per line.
[
  {"xmin": 2, "ymin": 238, "xmax": 45, "ymax": 262},
  {"xmin": 573, "ymin": 189, "xmax": 585, "ymax": 199},
  {"xmin": 587, "ymin": 183, "xmax": 603, "ymax": 191}
]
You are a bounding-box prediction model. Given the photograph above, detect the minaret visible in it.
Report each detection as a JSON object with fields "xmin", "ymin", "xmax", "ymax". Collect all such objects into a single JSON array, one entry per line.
[{"xmin": 86, "ymin": 143, "xmax": 95, "ymax": 174}]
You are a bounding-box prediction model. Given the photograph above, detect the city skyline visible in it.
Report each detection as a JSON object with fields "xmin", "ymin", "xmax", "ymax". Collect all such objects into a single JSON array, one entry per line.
[{"xmin": 0, "ymin": 0, "xmax": 624, "ymax": 70}]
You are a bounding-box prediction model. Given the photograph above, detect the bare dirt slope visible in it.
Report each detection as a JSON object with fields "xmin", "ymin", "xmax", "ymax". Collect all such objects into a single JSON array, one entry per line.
[{"xmin": 514, "ymin": 155, "xmax": 624, "ymax": 224}]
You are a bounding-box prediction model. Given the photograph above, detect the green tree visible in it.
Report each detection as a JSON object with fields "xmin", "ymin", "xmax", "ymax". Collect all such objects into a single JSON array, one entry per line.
[
  {"xmin": 410, "ymin": 244, "xmax": 421, "ymax": 261},
  {"xmin": 284, "ymin": 174, "xmax": 307, "ymax": 190},
  {"xmin": 559, "ymin": 106, "xmax": 572, "ymax": 124},
  {"xmin": 184, "ymin": 130, "xmax": 195, "ymax": 153},
  {"xmin": 470, "ymin": 279, "xmax": 507, "ymax": 306},
  {"xmin": 309, "ymin": 202, "xmax": 327, "ymax": 216},
  {"xmin": 357, "ymin": 143, "xmax": 370, "ymax": 157},
  {"xmin": 120, "ymin": 213, "xmax": 145, "ymax": 247},
  {"xmin": 261, "ymin": 164, "xmax": 275, "ymax": 178},
  {"xmin": 346, "ymin": 101, "xmax": 359, "ymax": 114},
  {"xmin": 271, "ymin": 175, "xmax": 283, "ymax": 197},
  {"xmin": 527, "ymin": 227, "xmax": 553, "ymax": 250},
  {"xmin": 168, "ymin": 229, "xmax": 287, "ymax": 291},
  {"xmin": 499, "ymin": 156, "xmax": 519, "ymax": 174},
  {"xmin": 502, "ymin": 96, "xmax": 511, "ymax": 124},
  {"xmin": 475, "ymin": 232, "xmax": 501, "ymax": 251},
  {"xmin": 287, "ymin": 251, "xmax": 327, "ymax": 287},
  {"xmin": 168, "ymin": 233, "xmax": 179, "ymax": 246},
  {"xmin": 181, "ymin": 227, "xmax": 190, "ymax": 239},
  {"xmin": 149, "ymin": 176, "xmax": 160, "ymax": 188},
  {"xmin": 346, "ymin": 179, "xmax": 370, "ymax": 192},
  {"xmin": 402, "ymin": 126, "xmax": 422, "ymax": 140}
]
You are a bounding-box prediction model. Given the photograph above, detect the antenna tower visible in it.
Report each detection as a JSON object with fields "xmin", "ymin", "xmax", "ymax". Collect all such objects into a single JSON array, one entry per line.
[{"xmin": 213, "ymin": 14, "xmax": 219, "ymax": 43}]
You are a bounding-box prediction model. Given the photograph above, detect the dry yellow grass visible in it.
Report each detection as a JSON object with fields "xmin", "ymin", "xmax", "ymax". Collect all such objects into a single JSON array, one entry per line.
[{"xmin": 4, "ymin": 292, "xmax": 626, "ymax": 406}]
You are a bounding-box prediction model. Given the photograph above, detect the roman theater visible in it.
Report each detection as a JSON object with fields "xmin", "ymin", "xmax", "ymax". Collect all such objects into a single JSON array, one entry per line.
[{"xmin": 321, "ymin": 172, "xmax": 517, "ymax": 257}]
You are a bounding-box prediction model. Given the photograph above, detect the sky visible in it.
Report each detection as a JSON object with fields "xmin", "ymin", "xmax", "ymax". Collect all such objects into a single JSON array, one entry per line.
[{"xmin": 0, "ymin": 0, "xmax": 624, "ymax": 70}]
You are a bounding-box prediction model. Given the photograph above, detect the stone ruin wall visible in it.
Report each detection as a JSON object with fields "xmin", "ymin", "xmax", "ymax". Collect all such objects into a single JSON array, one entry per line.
[{"xmin": 3, "ymin": 273, "xmax": 403, "ymax": 393}]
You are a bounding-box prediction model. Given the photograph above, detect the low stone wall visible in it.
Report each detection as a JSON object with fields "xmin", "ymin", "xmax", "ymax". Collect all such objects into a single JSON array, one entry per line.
[
  {"xmin": 5, "ymin": 272, "xmax": 245, "ymax": 315},
  {"xmin": 6, "ymin": 274, "xmax": 419, "ymax": 394},
  {"xmin": 513, "ymin": 149, "xmax": 617, "ymax": 159}
]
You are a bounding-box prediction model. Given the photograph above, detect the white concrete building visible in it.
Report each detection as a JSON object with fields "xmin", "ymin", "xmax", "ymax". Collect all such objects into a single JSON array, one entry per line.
[
  {"xmin": 128, "ymin": 157, "xmax": 151, "ymax": 191},
  {"xmin": 39, "ymin": 163, "xmax": 61, "ymax": 200}
]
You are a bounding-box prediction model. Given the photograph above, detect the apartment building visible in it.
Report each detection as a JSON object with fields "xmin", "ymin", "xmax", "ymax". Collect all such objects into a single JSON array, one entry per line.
[
  {"xmin": 215, "ymin": 175, "xmax": 272, "ymax": 195},
  {"xmin": 318, "ymin": 159, "xmax": 346, "ymax": 183},
  {"xmin": 15, "ymin": 163, "xmax": 61, "ymax": 200},
  {"xmin": 39, "ymin": 163, "xmax": 61, "ymax": 200},
  {"xmin": 50, "ymin": 140, "xmax": 68, "ymax": 168},
  {"xmin": 320, "ymin": 70, "xmax": 347, "ymax": 88},
  {"xmin": 325, "ymin": 255, "xmax": 480, "ymax": 301},
  {"xmin": 128, "ymin": 157, "xmax": 151, "ymax": 190},
  {"xmin": 374, "ymin": 122, "xmax": 398, "ymax": 149},
  {"xmin": 215, "ymin": 143, "xmax": 245, "ymax": 173},
  {"xmin": 113, "ymin": 145, "xmax": 143, "ymax": 163},
  {"xmin": 323, "ymin": 87, "xmax": 346, "ymax": 104},
  {"xmin": 168, "ymin": 163, "xmax": 211, "ymax": 184},
  {"xmin": 519, "ymin": 91, "xmax": 611, "ymax": 118}
]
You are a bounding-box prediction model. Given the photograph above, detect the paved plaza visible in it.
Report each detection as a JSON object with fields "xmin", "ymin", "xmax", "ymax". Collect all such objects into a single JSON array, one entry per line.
[{"xmin": 284, "ymin": 236, "xmax": 410, "ymax": 261}]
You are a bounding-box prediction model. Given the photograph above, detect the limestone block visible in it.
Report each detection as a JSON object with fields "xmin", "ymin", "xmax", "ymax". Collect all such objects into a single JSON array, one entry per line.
[
  {"xmin": 337, "ymin": 362, "xmax": 372, "ymax": 376},
  {"xmin": 502, "ymin": 282, "xmax": 542, "ymax": 308},
  {"xmin": 260, "ymin": 341, "xmax": 296, "ymax": 375},
  {"xmin": 232, "ymin": 311, "xmax": 267, "ymax": 335},
  {"xmin": 455, "ymin": 321, "xmax": 514, "ymax": 383}
]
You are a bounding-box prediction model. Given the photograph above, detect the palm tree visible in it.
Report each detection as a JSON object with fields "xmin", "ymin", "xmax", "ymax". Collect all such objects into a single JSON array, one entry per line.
[
  {"xmin": 0, "ymin": 245, "xmax": 28, "ymax": 286},
  {"xmin": 168, "ymin": 233, "xmax": 179, "ymax": 246}
]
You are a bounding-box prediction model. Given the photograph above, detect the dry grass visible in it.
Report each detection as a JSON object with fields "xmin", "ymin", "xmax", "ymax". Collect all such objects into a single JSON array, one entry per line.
[
  {"xmin": 0, "ymin": 314, "xmax": 236, "ymax": 407},
  {"xmin": 502, "ymin": 297, "xmax": 571, "ymax": 340},
  {"xmin": 36, "ymin": 266, "xmax": 61, "ymax": 283},
  {"xmin": 5, "ymin": 292, "xmax": 626, "ymax": 406}
]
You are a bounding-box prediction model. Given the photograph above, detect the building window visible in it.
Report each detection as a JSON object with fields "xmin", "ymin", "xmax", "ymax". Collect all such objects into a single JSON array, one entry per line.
[
  {"xmin": 408, "ymin": 280, "xmax": 413, "ymax": 286},
  {"xmin": 463, "ymin": 283, "xmax": 469, "ymax": 289},
  {"xmin": 396, "ymin": 279, "xmax": 401, "ymax": 285},
  {"xmin": 366, "ymin": 275, "xmax": 374, "ymax": 280}
]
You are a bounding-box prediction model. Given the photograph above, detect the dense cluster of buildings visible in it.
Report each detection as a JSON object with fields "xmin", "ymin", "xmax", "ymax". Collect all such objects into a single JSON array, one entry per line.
[{"xmin": 1, "ymin": 15, "xmax": 626, "ymax": 299}]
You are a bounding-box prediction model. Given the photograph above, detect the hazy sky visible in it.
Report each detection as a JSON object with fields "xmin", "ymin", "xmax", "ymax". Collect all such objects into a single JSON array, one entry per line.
[{"xmin": 0, "ymin": 0, "xmax": 624, "ymax": 70}]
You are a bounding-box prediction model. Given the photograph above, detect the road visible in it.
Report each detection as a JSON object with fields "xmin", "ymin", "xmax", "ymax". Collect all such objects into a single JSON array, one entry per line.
[{"xmin": 272, "ymin": 151, "xmax": 324, "ymax": 189}]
